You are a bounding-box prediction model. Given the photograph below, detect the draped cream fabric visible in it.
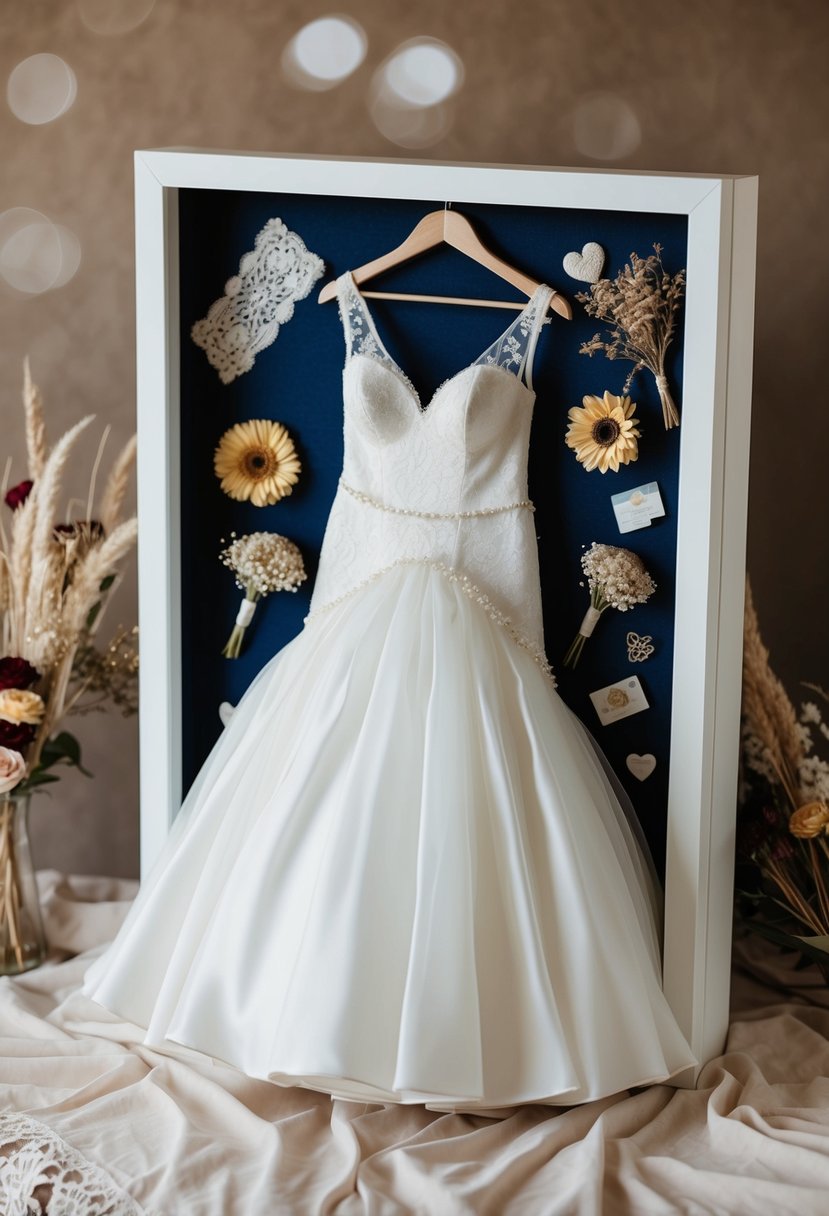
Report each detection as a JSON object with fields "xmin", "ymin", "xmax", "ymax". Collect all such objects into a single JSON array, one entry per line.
[{"xmin": 1, "ymin": 876, "xmax": 828, "ymax": 1214}]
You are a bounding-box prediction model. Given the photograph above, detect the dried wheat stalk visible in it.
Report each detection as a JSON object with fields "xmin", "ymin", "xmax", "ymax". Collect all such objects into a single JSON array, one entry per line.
[{"xmin": 741, "ymin": 580, "xmax": 803, "ymax": 806}]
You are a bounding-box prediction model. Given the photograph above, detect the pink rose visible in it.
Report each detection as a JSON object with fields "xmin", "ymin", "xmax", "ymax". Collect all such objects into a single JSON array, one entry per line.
[{"xmin": 0, "ymin": 747, "xmax": 27, "ymax": 795}]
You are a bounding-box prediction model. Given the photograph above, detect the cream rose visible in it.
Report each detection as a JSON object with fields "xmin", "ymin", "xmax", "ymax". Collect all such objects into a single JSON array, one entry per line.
[
  {"xmin": 0, "ymin": 747, "xmax": 27, "ymax": 795},
  {"xmin": 0, "ymin": 688, "xmax": 45, "ymax": 726}
]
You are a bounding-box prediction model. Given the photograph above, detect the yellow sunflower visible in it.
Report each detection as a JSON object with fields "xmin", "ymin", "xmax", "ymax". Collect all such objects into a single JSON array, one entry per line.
[
  {"xmin": 214, "ymin": 419, "xmax": 301, "ymax": 507},
  {"xmin": 565, "ymin": 391, "xmax": 641, "ymax": 474}
]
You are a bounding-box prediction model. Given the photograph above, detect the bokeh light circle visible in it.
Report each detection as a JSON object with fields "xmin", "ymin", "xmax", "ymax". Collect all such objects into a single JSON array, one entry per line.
[
  {"xmin": 381, "ymin": 38, "xmax": 463, "ymax": 107},
  {"xmin": 369, "ymin": 38, "xmax": 463, "ymax": 148},
  {"xmin": 7, "ymin": 54, "xmax": 77, "ymax": 125},
  {"xmin": 368, "ymin": 93, "xmax": 452, "ymax": 149},
  {"xmin": 572, "ymin": 93, "xmax": 642, "ymax": 161},
  {"xmin": 76, "ymin": 0, "xmax": 157, "ymax": 36},
  {"xmin": 0, "ymin": 208, "xmax": 81, "ymax": 294},
  {"xmin": 283, "ymin": 16, "xmax": 367, "ymax": 91}
]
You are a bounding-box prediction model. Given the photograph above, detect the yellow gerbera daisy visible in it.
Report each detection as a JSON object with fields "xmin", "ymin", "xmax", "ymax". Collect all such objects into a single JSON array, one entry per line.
[
  {"xmin": 214, "ymin": 419, "xmax": 301, "ymax": 507},
  {"xmin": 565, "ymin": 391, "xmax": 641, "ymax": 474}
]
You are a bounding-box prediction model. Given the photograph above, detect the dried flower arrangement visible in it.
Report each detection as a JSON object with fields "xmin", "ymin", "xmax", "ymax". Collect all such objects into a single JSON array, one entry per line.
[
  {"xmin": 736, "ymin": 582, "xmax": 829, "ymax": 977},
  {"xmin": 219, "ymin": 531, "xmax": 307, "ymax": 658},
  {"xmin": 0, "ymin": 361, "xmax": 138, "ymax": 969},
  {"xmin": 564, "ymin": 542, "xmax": 656, "ymax": 668},
  {"xmin": 565, "ymin": 390, "xmax": 641, "ymax": 474},
  {"xmin": 577, "ymin": 245, "xmax": 685, "ymax": 430}
]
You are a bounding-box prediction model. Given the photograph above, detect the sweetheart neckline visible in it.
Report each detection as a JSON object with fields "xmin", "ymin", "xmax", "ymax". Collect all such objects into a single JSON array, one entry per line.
[
  {"xmin": 346, "ymin": 352, "xmax": 536, "ymax": 417},
  {"xmin": 344, "ymin": 270, "xmax": 547, "ymax": 416}
]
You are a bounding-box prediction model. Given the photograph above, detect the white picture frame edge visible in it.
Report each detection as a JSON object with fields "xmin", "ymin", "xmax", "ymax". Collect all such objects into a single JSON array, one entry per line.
[{"xmin": 134, "ymin": 149, "xmax": 758, "ymax": 1080}]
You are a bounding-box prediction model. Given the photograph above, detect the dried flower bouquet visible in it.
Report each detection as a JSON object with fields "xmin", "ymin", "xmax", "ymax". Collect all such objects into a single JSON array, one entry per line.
[
  {"xmin": 219, "ymin": 531, "xmax": 307, "ymax": 657},
  {"xmin": 577, "ymin": 245, "xmax": 685, "ymax": 430},
  {"xmin": 737, "ymin": 583, "xmax": 829, "ymax": 977},
  {"xmin": 563, "ymin": 542, "xmax": 656, "ymax": 668},
  {"xmin": 0, "ymin": 361, "xmax": 138, "ymax": 968}
]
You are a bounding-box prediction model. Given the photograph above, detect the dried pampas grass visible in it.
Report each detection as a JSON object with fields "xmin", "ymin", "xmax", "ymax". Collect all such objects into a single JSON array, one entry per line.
[
  {"xmin": 741, "ymin": 581, "xmax": 803, "ymax": 806},
  {"xmin": 22, "ymin": 357, "xmax": 47, "ymax": 481}
]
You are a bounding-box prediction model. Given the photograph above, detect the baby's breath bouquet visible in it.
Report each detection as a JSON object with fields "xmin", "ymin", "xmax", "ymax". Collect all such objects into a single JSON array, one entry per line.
[
  {"xmin": 220, "ymin": 531, "xmax": 307, "ymax": 658},
  {"xmin": 564, "ymin": 542, "xmax": 656, "ymax": 668},
  {"xmin": 736, "ymin": 583, "xmax": 829, "ymax": 979},
  {"xmin": 577, "ymin": 245, "xmax": 685, "ymax": 430}
]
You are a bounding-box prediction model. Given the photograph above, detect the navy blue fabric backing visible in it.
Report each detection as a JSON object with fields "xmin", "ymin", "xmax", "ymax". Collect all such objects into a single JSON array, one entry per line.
[{"xmin": 178, "ymin": 189, "xmax": 687, "ymax": 875}]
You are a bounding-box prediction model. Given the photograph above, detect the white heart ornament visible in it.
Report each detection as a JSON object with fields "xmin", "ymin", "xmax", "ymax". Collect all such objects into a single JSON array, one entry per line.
[
  {"xmin": 626, "ymin": 753, "xmax": 656, "ymax": 782},
  {"xmin": 562, "ymin": 242, "xmax": 605, "ymax": 284}
]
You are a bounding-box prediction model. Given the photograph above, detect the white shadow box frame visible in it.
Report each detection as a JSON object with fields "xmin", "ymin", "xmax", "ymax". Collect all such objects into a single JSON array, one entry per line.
[{"xmin": 134, "ymin": 149, "xmax": 757, "ymax": 1081}]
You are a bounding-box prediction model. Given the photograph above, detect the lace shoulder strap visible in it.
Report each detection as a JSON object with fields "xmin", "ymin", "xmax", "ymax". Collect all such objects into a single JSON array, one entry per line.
[
  {"xmin": 336, "ymin": 273, "xmax": 383, "ymax": 360},
  {"xmin": 473, "ymin": 285, "xmax": 555, "ymax": 393}
]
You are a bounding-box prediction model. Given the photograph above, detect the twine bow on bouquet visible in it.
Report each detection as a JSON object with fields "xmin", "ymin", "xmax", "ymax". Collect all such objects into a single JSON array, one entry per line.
[
  {"xmin": 219, "ymin": 531, "xmax": 307, "ymax": 658},
  {"xmin": 577, "ymin": 244, "xmax": 685, "ymax": 430},
  {"xmin": 564, "ymin": 542, "xmax": 656, "ymax": 668}
]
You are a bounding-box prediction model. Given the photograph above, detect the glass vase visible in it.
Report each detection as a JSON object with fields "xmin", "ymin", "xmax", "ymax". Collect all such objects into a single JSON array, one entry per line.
[{"xmin": 0, "ymin": 791, "xmax": 47, "ymax": 975}]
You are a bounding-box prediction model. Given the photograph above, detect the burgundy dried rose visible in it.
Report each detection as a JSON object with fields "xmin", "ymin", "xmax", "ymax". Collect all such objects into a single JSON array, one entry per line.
[
  {"xmin": 768, "ymin": 834, "xmax": 796, "ymax": 862},
  {"xmin": 0, "ymin": 656, "xmax": 40, "ymax": 692},
  {"xmin": 0, "ymin": 719, "xmax": 35, "ymax": 750},
  {"xmin": 4, "ymin": 480, "xmax": 33, "ymax": 511}
]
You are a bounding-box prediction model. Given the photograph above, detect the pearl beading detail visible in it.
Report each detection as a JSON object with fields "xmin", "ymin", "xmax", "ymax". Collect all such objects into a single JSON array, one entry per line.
[
  {"xmin": 305, "ymin": 558, "xmax": 556, "ymax": 685},
  {"xmin": 340, "ymin": 479, "xmax": 535, "ymax": 520}
]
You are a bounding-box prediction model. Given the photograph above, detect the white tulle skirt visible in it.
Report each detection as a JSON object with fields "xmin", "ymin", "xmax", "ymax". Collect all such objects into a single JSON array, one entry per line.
[{"xmin": 82, "ymin": 563, "xmax": 696, "ymax": 1111}]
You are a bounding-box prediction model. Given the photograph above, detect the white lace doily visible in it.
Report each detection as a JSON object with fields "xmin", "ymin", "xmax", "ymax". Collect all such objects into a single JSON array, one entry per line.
[
  {"xmin": 0, "ymin": 1112, "xmax": 142, "ymax": 1216},
  {"xmin": 191, "ymin": 217, "xmax": 325, "ymax": 384}
]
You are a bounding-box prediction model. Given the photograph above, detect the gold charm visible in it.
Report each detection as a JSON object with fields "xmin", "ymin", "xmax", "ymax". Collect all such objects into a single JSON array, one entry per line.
[{"xmin": 626, "ymin": 631, "xmax": 654, "ymax": 663}]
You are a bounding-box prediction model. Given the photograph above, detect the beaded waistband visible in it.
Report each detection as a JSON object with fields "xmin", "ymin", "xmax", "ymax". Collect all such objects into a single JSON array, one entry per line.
[{"xmin": 339, "ymin": 479, "xmax": 534, "ymax": 520}]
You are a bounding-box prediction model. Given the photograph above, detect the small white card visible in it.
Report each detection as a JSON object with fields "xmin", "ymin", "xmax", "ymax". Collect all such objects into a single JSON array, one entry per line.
[
  {"xmin": 589, "ymin": 676, "xmax": 649, "ymax": 725},
  {"xmin": 611, "ymin": 482, "xmax": 665, "ymax": 534}
]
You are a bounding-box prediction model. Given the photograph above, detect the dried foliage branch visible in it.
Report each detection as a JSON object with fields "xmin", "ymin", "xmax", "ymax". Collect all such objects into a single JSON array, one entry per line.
[{"xmin": 577, "ymin": 245, "xmax": 685, "ymax": 430}]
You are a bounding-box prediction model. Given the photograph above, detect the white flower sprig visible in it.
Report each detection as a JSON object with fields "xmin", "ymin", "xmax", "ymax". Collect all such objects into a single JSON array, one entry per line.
[
  {"xmin": 564, "ymin": 542, "xmax": 656, "ymax": 668},
  {"xmin": 219, "ymin": 531, "xmax": 307, "ymax": 658}
]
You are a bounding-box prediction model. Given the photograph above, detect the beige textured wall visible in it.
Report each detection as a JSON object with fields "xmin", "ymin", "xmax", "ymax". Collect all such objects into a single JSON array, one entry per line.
[{"xmin": 1, "ymin": 0, "xmax": 827, "ymax": 878}]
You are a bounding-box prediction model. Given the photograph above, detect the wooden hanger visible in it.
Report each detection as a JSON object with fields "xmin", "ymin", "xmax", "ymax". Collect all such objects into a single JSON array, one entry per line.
[{"xmin": 317, "ymin": 207, "xmax": 572, "ymax": 320}]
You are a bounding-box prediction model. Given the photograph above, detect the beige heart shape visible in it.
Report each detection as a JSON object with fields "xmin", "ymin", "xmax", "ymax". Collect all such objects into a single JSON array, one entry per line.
[
  {"xmin": 562, "ymin": 242, "xmax": 605, "ymax": 283},
  {"xmin": 626, "ymin": 753, "xmax": 656, "ymax": 782}
]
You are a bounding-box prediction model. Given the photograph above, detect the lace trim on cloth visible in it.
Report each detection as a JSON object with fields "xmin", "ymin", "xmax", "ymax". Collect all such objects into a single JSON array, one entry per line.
[
  {"xmin": 339, "ymin": 479, "xmax": 535, "ymax": 519},
  {"xmin": 305, "ymin": 558, "xmax": 556, "ymax": 685},
  {"xmin": 0, "ymin": 1111, "xmax": 143, "ymax": 1216},
  {"xmin": 473, "ymin": 286, "xmax": 553, "ymax": 394},
  {"xmin": 191, "ymin": 218, "xmax": 325, "ymax": 385},
  {"xmin": 336, "ymin": 273, "xmax": 421, "ymax": 402}
]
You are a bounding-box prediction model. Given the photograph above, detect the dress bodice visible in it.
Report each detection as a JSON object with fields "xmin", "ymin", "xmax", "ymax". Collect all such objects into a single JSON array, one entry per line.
[{"xmin": 307, "ymin": 271, "xmax": 557, "ymax": 671}]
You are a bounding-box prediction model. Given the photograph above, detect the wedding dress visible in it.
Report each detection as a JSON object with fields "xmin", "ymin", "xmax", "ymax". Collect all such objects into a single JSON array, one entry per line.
[{"xmin": 82, "ymin": 271, "xmax": 696, "ymax": 1111}]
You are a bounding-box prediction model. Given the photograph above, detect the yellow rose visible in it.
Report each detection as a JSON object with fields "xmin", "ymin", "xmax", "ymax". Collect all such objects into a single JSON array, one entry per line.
[
  {"xmin": 0, "ymin": 688, "xmax": 45, "ymax": 726},
  {"xmin": 789, "ymin": 802, "xmax": 829, "ymax": 839}
]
